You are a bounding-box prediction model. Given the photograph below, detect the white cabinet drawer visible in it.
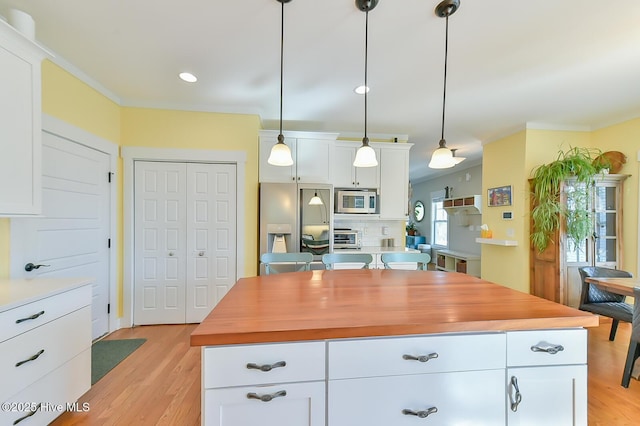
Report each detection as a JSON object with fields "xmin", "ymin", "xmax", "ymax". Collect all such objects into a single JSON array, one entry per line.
[
  {"xmin": 0, "ymin": 285, "xmax": 91, "ymax": 343},
  {"xmin": 203, "ymin": 341, "xmax": 325, "ymax": 389},
  {"xmin": 328, "ymin": 369, "xmax": 505, "ymax": 425},
  {"xmin": 0, "ymin": 306, "xmax": 91, "ymax": 402},
  {"xmin": 204, "ymin": 381, "xmax": 325, "ymax": 426},
  {"xmin": 507, "ymin": 329, "xmax": 587, "ymax": 367},
  {"xmin": 0, "ymin": 349, "xmax": 90, "ymax": 426},
  {"xmin": 329, "ymin": 333, "xmax": 505, "ymax": 379}
]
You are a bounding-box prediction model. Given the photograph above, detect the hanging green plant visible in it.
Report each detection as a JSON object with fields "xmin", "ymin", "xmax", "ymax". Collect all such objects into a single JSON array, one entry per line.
[{"xmin": 530, "ymin": 146, "xmax": 610, "ymax": 252}]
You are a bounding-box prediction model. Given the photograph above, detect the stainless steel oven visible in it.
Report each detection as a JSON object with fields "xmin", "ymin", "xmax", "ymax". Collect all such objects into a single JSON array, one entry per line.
[{"xmin": 333, "ymin": 230, "xmax": 361, "ymax": 249}]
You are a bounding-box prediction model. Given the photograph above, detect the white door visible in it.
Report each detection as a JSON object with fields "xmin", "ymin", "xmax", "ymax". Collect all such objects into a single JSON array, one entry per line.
[
  {"xmin": 186, "ymin": 163, "xmax": 237, "ymax": 323},
  {"xmin": 11, "ymin": 131, "xmax": 111, "ymax": 339},
  {"xmin": 134, "ymin": 161, "xmax": 237, "ymax": 325}
]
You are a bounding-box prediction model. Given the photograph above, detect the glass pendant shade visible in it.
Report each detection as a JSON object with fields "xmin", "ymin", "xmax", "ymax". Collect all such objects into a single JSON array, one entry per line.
[
  {"xmin": 451, "ymin": 148, "xmax": 466, "ymax": 165},
  {"xmin": 428, "ymin": 141, "xmax": 456, "ymax": 169},
  {"xmin": 268, "ymin": 136, "xmax": 293, "ymax": 166},
  {"xmin": 309, "ymin": 192, "xmax": 323, "ymax": 205},
  {"xmin": 353, "ymin": 139, "xmax": 378, "ymax": 167}
]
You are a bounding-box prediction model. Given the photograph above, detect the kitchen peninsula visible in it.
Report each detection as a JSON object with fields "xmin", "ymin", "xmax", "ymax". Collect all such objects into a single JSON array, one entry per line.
[{"xmin": 191, "ymin": 269, "xmax": 598, "ymax": 425}]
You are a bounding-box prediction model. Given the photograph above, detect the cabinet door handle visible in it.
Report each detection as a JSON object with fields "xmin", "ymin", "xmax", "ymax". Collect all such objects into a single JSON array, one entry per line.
[
  {"xmin": 402, "ymin": 353, "xmax": 439, "ymax": 363},
  {"xmin": 247, "ymin": 390, "xmax": 287, "ymax": 402},
  {"xmin": 402, "ymin": 407, "xmax": 438, "ymax": 418},
  {"xmin": 15, "ymin": 349, "xmax": 45, "ymax": 367},
  {"xmin": 509, "ymin": 376, "xmax": 522, "ymax": 412},
  {"xmin": 13, "ymin": 402, "xmax": 41, "ymax": 424},
  {"xmin": 24, "ymin": 263, "xmax": 50, "ymax": 272},
  {"xmin": 530, "ymin": 342, "xmax": 564, "ymax": 354},
  {"xmin": 246, "ymin": 361, "xmax": 286, "ymax": 372},
  {"xmin": 15, "ymin": 310, "xmax": 45, "ymax": 324}
]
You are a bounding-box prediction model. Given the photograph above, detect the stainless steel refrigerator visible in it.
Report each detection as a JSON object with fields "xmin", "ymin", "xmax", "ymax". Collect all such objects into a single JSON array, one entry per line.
[{"xmin": 259, "ymin": 183, "xmax": 333, "ymax": 274}]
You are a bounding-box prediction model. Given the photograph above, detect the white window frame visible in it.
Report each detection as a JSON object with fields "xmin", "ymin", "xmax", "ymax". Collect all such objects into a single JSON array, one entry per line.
[{"xmin": 431, "ymin": 190, "xmax": 448, "ymax": 247}]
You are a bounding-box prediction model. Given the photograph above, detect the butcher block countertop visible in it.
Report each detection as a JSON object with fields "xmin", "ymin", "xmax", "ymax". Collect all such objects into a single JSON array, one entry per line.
[{"xmin": 190, "ymin": 269, "xmax": 598, "ymax": 347}]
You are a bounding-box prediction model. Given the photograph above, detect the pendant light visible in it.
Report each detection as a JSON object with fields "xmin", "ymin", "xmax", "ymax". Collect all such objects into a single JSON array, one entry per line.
[
  {"xmin": 451, "ymin": 148, "xmax": 466, "ymax": 165},
  {"xmin": 309, "ymin": 191, "xmax": 324, "ymax": 205},
  {"xmin": 428, "ymin": 0, "xmax": 460, "ymax": 169},
  {"xmin": 267, "ymin": 0, "xmax": 294, "ymax": 167},
  {"xmin": 353, "ymin": 0, "xmax": 379, "ymax": 168}
]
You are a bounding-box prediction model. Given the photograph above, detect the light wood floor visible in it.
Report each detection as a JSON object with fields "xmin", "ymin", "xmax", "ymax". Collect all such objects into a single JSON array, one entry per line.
[{"xmin": 52, "ymin": 318, "xmax": 640, "ymax": 425}]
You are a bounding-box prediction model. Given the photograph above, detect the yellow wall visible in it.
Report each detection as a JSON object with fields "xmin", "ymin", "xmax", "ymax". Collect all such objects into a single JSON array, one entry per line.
[
  {"xmin": 481, "ymin": 124, "xmax": 638, "ymax": 293},
  {"xmin": 481, "ymin": 131, "xmax": 528, "ymax": 292}
]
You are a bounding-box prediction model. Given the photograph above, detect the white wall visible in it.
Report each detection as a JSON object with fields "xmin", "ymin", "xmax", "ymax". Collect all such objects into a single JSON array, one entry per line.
[{"xmin": 410, "ymin": 164, "xmax": 483, "ymax": 255}]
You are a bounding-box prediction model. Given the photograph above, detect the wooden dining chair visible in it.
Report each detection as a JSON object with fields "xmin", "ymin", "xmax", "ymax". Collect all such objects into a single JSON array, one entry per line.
[
  {"xmin": 260, "ymin": 252, "xmax": 313, "ymax": 275},
  {"xmin": 622, "ymin": 286, "xmax": 640, "ymax": 388},
  {"xmin": 380, "ymin": 252, "xmax": 431, "ymax": 271},
  {"xmin": 321, "ymin": 253, "xmax": 373, "ymax": 270},
  {"xmin": 578, "ymin": 266, "xmax": 633, "ymax": 341}
]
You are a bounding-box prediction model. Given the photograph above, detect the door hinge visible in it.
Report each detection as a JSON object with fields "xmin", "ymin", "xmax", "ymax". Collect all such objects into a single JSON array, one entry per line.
[
  {"xmin": 108, "ymin": 238, "xmax": 111, "ymax": 248},
  {"xmin": 107, "ymin": 303, "xmax": 110, "ymax": 314},
  {"xmin": 108, "ymin": 172, "xmax": 114, "ymax": 182}
]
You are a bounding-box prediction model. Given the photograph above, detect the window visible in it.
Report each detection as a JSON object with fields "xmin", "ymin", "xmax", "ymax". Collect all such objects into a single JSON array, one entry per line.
[{"xmin": 432, "ymin": 197, "xmax": 448, "ymax": 246}]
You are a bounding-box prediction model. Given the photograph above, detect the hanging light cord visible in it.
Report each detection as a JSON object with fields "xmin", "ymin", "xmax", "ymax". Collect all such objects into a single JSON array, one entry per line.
[
  {"xmin": 363, "ymin": 7, "xmax": 369, "ymax": 141},
  {"xmin": 441, "ymin": 9, "xmax": 450, "ymax": 142},
  {"xmin": 279, "ymin": 0, "xmax": 285, "ymax": 139}
]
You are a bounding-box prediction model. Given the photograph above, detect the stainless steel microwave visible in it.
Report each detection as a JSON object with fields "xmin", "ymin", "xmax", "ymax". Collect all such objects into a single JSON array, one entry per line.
[{"xmin": 335, "ymin": 189, "xmax": 378, "ymax": 214}]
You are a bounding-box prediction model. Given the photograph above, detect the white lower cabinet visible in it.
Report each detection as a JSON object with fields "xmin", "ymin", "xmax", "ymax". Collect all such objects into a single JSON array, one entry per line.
[
  {"xmin": 506, "ymin": 365, "xmax": 587, "ymax": 426},
  {"xmin": 202, "ymin": 342, "xmax": 325, "ymax": 426},
  {"xmin": 201, "ymin": 330, "xmax": 588, "ymax": 426},
  {"xmin": 506, "ymin": 329, "xmax": 587, "ymax": 425},
  {"xmin": 204, "ymin": 382, "xmax": 325, "ymax": 426},
  {"xmin": 329, "ymin": 370, "xmax": 505, "ymax": 425}
]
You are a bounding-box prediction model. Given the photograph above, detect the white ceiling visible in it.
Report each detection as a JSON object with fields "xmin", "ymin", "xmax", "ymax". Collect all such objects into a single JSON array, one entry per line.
[{"xmin": 2, "ymin": 0, "xmax": 640, "ymax": 182}]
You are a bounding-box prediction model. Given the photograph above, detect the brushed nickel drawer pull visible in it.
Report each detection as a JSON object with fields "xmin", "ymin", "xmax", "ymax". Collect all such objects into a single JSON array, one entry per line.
[
  {"xmin": 402, "ymin": 407, "xmax": 438, "ymax": 418},
  {"xmin": 15, "ymin": 349, "xmax": 45, "ymax": 367},
  {"xmin": 402, "ymin": 353, "xmax": 439, "ymax": 363},
  {"xmin": 246, "ymin": 361, "xmax": 286, "ymax": 372},
  {"xmin": 13, "ymin": 402, "xmax": 41, "ymax": 425},
  {"xmin": 509, "ymin": 376, "xmax": 522, "ymax": 412},
  {"xmin": 15, "ymin": 310, "xmax": 45, "ymax": 324},
  {"xmin": 530, "ymin": 343, "xmax": 564, "ymax": 354},
  {"xmin": 247, "ymin": 390, "xmax": 287, "ymax": 402}
]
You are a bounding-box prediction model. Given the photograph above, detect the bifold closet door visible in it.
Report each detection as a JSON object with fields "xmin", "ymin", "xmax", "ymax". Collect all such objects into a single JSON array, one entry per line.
[{"xmin": 134, "ymin": 161, "xmax": 237, "ymax": 325}]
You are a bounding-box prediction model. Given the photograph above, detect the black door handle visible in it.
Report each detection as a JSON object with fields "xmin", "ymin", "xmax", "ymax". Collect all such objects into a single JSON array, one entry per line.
[{"xmin": 24, "ymin": 263, "xmax": 50, "ymax": 272}]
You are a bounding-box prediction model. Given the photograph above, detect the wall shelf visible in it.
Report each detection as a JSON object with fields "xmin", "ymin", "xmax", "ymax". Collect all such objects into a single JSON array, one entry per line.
[
  {"xmin": 475, "ymin": 238, "xmax": 518, "ymax": 246},
  {"xmin": 443, "ymin": 195, "xmax": 482, "ymax": 215}
]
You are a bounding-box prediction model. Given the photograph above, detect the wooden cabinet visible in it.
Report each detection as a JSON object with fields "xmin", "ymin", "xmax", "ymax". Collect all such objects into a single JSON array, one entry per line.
[
  {"xmin": 435, "ymin": 249, "xmax": 481, "ymax": 277},
  {"xmin": 379, "ymin": 144, "xmax": 412, "ymax": 219},
  {"xmin": 0, "ymin": 20, "xmax": 48, "ymax": 216},
  {"xmin": 0, "ymin": 279, "xmax": 92, "ymax": 425},
  {"xmin": 333, "ymin": 141, "xmax": 380, "ymax": 189},
  {"xmin": 202, "ymin": 342, "xmax": 326, "ymax": 426},
  {"xmin": 530, "ymin": 174, "xmax": 628, "ymax": 307},
  {"xmin": 506, "ymin": 329, "xmax": 587, "ymax": 425},
  {"xmin": 259, "ymin": 131, "xmax": 338, "ymax": 183}
]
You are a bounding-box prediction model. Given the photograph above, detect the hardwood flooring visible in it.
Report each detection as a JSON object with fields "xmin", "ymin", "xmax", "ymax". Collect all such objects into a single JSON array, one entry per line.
[{"xmin": 52, "ymin": 318, "xmax": 640, "ymax": 425}]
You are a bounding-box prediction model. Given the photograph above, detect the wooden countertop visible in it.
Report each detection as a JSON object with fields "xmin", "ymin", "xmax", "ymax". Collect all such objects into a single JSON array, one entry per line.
[{"xmin": 191, "ymin": 270, "xmax": 598, "ymax": 347}]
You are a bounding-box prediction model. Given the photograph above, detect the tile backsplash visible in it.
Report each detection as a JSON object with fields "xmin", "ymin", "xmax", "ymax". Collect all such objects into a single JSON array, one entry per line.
[{"xmin": 334, "ymin": 219, "xmax": 405, "ymax": 247}]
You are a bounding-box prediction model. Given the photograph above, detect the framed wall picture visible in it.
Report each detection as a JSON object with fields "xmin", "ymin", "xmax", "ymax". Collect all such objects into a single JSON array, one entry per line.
[{"xmin": 488, "ymin": 185, "xmax": 512, "ymax": 207}]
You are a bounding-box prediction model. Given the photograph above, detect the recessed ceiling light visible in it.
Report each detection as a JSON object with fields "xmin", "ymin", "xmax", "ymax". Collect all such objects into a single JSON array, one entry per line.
[
  {"xmin": 179, "ymin": 72, "xmax": 197, "ymax": 83},
  {"xmin": 354, "ymin": 85, "xmax": 369, "ymax": 95}
]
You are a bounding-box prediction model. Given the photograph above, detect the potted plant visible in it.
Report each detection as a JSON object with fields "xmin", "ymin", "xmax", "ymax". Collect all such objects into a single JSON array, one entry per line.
[
  {"xmin": 530, "ymin": 146, "xmax": 610, "ymax": 252},
  {"xmin": 406, "ymin": 221, "xmax": 417, "ymax": 236}
]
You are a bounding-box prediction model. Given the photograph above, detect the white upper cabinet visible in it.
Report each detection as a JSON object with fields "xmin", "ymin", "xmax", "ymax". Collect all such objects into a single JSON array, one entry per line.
[
  {"xmin": 259, "ymin": 131, "xmax": 338, "ymax": 183},
  {"xmin": 333, "ymin": 141, "xmax": 380, "ymax": 189},
  {"xmin": 0, "ymin": 20, "xmax": 49, "ymax": 216},
  {"xmin": 379, "ymin": 143, "xmax": 412, "ymax": 219}
]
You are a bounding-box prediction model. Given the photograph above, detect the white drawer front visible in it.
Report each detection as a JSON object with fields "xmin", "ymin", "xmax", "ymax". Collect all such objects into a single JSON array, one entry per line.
[
  {"xmin": 0, "ymin": 285, "xmax": 91, "ymax": 343},
  {"xmin": 328, "ymin": 369, "xmax": 505, "ymax": 426},
  {"xmin": 0, "ymin": 306, "xmax": 91, "ymax": 402},
  {"xmin": 0, "ymin": 349, "xmax": 91, "ymax": 426},
  {"xmin": 329, "ymin": 333, "xmax": 505, "ymax": 379},
  {"xmin": 204, "ymin": 381, "xmax": 325, "ymax": 426},
  {"xmin": 507, "ymin": 329, "xmax": 587, "ymax": 367},
  {"xmin": 203, "ymin": 341, "xmax": 325, "ymax": 389}
]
